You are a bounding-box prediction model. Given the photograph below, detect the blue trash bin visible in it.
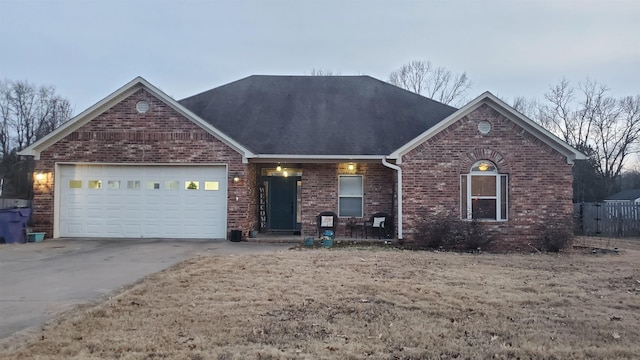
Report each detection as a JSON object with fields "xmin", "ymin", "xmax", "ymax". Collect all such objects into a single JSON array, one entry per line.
[{"xmin": 0, "ymin": 208, "xmax": 31, "ymax": 244}]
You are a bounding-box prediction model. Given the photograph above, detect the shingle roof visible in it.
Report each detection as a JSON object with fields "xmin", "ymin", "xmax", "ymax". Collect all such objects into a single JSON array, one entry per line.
[
  {"xmin": 605, "ymin": 189, "xmax": 640, "ymax": 201},
  {"xmin": 179, "ymin": 75, "xmax": 457, "ymax": 156}
]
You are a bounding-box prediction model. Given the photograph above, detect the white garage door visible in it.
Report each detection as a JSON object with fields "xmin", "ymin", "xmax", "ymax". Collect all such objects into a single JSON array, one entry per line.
[{"xmin": 58, "ymin": 164, "xmax": 227, "ymax": 239}]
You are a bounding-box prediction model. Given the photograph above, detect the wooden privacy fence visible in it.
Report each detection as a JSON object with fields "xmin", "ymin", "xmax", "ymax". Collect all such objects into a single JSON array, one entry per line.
[{"xmin": 574, "ymin": 202, "xmax": 640, "ymax": 237}]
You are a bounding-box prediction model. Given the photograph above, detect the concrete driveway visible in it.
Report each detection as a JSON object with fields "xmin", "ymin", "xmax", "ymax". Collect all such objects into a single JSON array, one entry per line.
[{"xmin": 0, "ymin": 238, "xmax": 291, "ymax": 339}]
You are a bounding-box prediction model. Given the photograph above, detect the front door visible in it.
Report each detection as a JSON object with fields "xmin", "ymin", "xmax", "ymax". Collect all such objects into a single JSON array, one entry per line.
[{"xmin": 269, "ymin": 176, "xmax": 299, "ymax": 230}]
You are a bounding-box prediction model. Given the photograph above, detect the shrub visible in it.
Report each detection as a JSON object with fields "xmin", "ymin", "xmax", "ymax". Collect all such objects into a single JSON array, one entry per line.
[
  {"xmin": 415, "ymin": 211, "xmax": 495, "ymax": 251},
  {"xmin": 415, "ymin": 213, "xmax": 463, "ymax": 249},
  {"xmin": 461, "ymin": 219, "xmax": 495, "ymax": 251},
  {"xmin": 537, "ymin": 220, "xmax": 574, "ymax": 252}
]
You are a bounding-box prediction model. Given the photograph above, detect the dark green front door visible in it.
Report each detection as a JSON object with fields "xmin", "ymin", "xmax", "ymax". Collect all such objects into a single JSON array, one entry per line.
[{"xmin": 269, "ymin": 176, "xmax": 298, "ymax": 230}]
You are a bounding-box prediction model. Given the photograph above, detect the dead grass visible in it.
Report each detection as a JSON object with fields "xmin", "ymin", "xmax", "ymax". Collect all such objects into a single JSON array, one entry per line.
[{"xmin": 1, "ymin": 244, "xmax": 639, "ymax": 359}]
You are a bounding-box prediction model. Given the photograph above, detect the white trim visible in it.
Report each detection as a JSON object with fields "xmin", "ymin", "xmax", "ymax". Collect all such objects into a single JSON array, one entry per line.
[
  {"xmin": 18, "ymin": 77, "xmax": 254, "ymax": 162},
  {"xmin": 390, "ymin": 91, "xmax": 587, "ymax": 164},
  {"xmin": 53, "ymin": 163, "xmax": 61, "ymax": 238},
  {"xmin": 461, "ymin": 172, "xmax": 508, "ymax": 222},
  {"xmin": 382, "ymin": 158, "xmax": 402, "ymax": 240}
]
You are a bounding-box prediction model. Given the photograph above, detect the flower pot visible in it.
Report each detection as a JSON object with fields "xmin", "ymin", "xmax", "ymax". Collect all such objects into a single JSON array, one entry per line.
[
  {"xmin": 27, "ymin": 232, "xmax": 45, "ymax": 242},
  {"xmin": 322, "ymin": 238, "xmax": 334, "ymax": 248}
]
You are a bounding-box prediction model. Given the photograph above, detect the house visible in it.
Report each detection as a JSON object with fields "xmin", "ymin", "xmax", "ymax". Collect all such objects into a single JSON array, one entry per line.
[
  {"xmin": 18, "ymin": 75, "xmax": 586, "ymax": 250},
  {"xmin": 604, "ymin": 189, "xmax": 640, "ymax": 204}
]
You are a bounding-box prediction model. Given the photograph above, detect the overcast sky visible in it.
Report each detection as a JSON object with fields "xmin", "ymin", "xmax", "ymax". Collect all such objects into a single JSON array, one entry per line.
[{"xmin": 1, "ymin": 0, "xmax": 639, "ymax": 114}]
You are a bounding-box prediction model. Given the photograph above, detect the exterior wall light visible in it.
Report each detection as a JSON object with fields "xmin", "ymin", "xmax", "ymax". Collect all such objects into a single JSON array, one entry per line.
[
  {"xmin": 276, "ymin": 165, "xmax": 282, "ymax": 172},
  {"xmin": 34, "ymin": 172, "xmax": 47, "ymax": 185},
  {"xmin": 348, "ymin": 163, "xmax": 355, "ymax": 171},
  {"xmin": 233, "ymin": 175, "xmax": 241, "ymax": 183}
]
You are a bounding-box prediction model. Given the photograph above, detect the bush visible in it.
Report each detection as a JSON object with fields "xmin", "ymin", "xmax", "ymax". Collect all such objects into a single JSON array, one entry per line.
[
  {"xmin": 415, "ymin": 213, "xmax": 463, "ymax": 249},
  {"xmin": 461, "ymin": 219, "xmax": 495, "ymax": 250},
  {"xmin": 415, "ymin": 212, "xmax": 495, "ymax": 251},
  {"xmin": 537, "ymin": 220, "xmax": 574, "ymax": 252}
]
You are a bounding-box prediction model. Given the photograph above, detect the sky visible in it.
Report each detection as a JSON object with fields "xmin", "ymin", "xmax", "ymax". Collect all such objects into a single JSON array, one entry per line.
[{"xmin": 1, "ymin": 0, "xmax": 639, "ymax": 115}]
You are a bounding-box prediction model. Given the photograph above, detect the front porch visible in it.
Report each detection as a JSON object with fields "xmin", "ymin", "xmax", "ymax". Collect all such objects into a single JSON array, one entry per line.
[{"xmin": 244, "ymin": 162, "xmax": 397, "ymax": 240}]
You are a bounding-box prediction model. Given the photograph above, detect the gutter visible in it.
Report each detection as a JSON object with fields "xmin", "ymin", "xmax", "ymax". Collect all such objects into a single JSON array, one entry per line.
[{"xmin": 381, "ymin": 158, "xmax": 402, "ymax": 242}]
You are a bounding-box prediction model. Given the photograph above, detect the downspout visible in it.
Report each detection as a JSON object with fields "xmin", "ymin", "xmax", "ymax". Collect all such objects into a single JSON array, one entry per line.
[{"xmin": 382, "ymin": 158, "xmax": 402, "ymax": 242}]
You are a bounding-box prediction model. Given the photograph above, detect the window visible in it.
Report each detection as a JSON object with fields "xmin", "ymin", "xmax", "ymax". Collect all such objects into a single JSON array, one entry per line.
[
  {"xmin": 69, "ymin": 180, "xmax": 82, "ymax": 189},
  {"xmin": 107, "ymin": 180, "xmax": 121, "ymax": 190},
  {"xmin": 88, "ymin": 180, "xmax": 102, "ymax": 189},
  {"xmin": 339, "ymin": 175, "xmax": 363, "ymax": 217},
  {"xmin": 127, "ymin": 180, "xmax": 140, "ymax": 190},
  {"xmin": 166, "ymin": 181, "xmax": 179, "ymax": 190},
  {"xmin": 147, "ymin": 181, "xmax": 160, "ymax": 190},
  {"xmin": 461, "ymin": 160, "xmax": 508, "ymax": 221},
  {"xmin": 185, "ymin": 181, "xmax": 200, "ymax": 190},
  {"xmin": 204, "ymin": 181, "xmax": 219, "ymax": 191}
]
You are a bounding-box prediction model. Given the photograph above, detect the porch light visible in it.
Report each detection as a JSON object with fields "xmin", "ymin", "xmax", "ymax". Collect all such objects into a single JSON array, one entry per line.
[
  {"xmin": 276, "ymin": 165, "xmax": 282, "ymax": 172},
  {"xmin": 283, "ymin": 170, "xmax": 288, "ymax": 177},
  {"xmin": 233, "ymin": 176, "xmax": 241, "ymax": 183},
  {"xmin": 348, "ymin": 163, "xmax": 355, "ymax": 171}
]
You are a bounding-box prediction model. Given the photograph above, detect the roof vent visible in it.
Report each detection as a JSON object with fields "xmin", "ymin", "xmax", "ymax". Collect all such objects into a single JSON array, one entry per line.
[
  {"xmin": 477, "ymin": 121, "xmax": 491, "ymax": 135},
  {"xmin": 136, "ymin": 101, "xmax": 150, "ymax": 114}
]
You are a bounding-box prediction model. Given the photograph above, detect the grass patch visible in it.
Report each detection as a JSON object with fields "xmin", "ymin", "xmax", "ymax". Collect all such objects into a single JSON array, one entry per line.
[{"xmin": 1, "ymin": 246, "xmax": 639, "ymax": 359}]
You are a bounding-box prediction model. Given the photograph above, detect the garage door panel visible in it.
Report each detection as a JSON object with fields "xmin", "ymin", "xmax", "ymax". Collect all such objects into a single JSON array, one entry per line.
[
  {"xmin": 85, "ymin": 223, "xmax": 103, "ymax": 234},
  {"xmin": 123, "ymin": 224, "xmax": 142, "ymax": 236},
  {"xmin": 58, "ymin": 165, "xmax": 227, "ymax": 239},
  {"xmin": 162, "ymin": 224, "xmax": 181, "ymax": 236},
  {"xmin": 65, "ymin": 207, "xmax": 87, "ymax": 219},
  {"xmin": 105, "ymin": 224, "xmax": 123, "ymax": 235}
]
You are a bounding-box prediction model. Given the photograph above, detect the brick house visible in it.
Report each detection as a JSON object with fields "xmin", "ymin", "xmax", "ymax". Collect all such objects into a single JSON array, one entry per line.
[{"xmin": 19, "ymin": 76, "xmax": 585, "ymax": 249}]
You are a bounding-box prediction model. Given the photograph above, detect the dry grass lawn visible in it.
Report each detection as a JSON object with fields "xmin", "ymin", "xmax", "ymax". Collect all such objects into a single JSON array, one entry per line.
[{"xmin": 1, "ymin": 240, "xmax": 639, "ymax": 359}]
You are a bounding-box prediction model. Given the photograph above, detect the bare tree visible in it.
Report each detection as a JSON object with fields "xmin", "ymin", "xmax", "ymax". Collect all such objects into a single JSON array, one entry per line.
[
  {"xmin": 0, "ymin": 79, "xmax": 72, "ymax": 198},
  {"xmin": 0, "ymin": 79, "xmax": 71, "ymax": 156},
  {"xmin": 516, "ymin": 78, "xmax": 640, "ymax": 199},
  {"xmin": 388, "ymin": 60, "xmax": 471, "ymax": 105},
  {"xmin": 0, "ymin": 80, "xmax": 12, "ymax": 157}
]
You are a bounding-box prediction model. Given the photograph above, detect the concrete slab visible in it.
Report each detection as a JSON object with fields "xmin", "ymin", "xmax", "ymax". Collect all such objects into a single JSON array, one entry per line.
[{"xmin": 0, "ymin": 238, "xmax": 292, "ymax": 339}]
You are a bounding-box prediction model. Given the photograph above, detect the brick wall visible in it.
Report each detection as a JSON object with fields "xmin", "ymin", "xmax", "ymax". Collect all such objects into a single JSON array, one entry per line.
[
  {"xmin": 32, "ymin": 88, "xmax": 255, "ymax": 238},
  {"xmin": 401, "ymin": 104, "xmax": 574, "ymax": 251},
  {"xmin": 299, "ymin": 163, "xmax": 394, "ymax": 237}
]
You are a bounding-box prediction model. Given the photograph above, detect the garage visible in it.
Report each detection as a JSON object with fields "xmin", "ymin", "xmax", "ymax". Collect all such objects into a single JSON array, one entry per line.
[{"xmin": 57, "ymin": 164, "xmax": 227, "ymax": 239}]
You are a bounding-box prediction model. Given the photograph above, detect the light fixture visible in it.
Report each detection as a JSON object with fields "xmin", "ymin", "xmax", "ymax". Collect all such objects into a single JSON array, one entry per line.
[
  {"xmin": 276, "ymin": 165, "xmax": 282, "ymax": 172},
  {"xmin": 283, "ymin": 170, "xmax": 288, "ymax": 177},
  {"xmin": 348, "ymin": 163, "xmax": 355, "ymax": 171},
  {"xmin": 478, "ymin": 162, "xmax": 489, "ymax": 171},
  {"xmin": 34, "ymin": 172, "xmax": 47, "ymax": 185},
  {"xmin": 233, "ymin": 176, "xmax": 241, "ymax": 183}
]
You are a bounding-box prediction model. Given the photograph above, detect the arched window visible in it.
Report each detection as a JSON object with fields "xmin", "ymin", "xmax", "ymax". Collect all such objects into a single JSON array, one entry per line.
[{"xmin": 460, "ymin": 160, "xmax": 508, "ymax": 221}]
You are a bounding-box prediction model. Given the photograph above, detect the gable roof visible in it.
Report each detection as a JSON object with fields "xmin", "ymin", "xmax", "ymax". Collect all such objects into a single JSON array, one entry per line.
[
  {"xmin": 605, "ymin": 189, "xmax": 640, "ymax": 202},
  {"xmin": 178, "ymin": 75, "xmax": 458, "ymax": 157},
  {"xmin": 18, "ymin": 75, "xmax": 585, "ymax": 165},
  {"xmin": 17, "ymin": 76, "xmax": 254, "ymax": 161},
  {"xmin": 389, "ymin": 91, "xmax": 587, "ymax": 164}
]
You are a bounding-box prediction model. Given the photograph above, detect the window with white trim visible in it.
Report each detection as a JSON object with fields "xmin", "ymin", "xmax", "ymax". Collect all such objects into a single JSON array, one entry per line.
[
  {"xmin": 338, "ymin": 175, "xmax": 363, "ymax": 217},
  {"xmin": 461, "ymin": 160, "xmax": 508, "ymax": 221}
]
